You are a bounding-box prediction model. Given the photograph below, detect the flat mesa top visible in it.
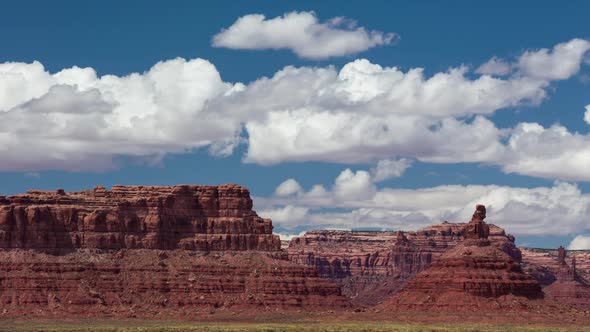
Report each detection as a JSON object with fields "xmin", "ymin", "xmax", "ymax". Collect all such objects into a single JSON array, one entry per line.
[{"xmin": 0, "ymin": 184, "xmax": 253, "ymax": 204}]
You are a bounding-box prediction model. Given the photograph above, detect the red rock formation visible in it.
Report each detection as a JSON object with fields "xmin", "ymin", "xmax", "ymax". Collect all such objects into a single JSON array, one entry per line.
[
  {"xmin": 544, "ymin": 249, "xmax": 590, "ymax": 310},
  {"xmin": 0, "ymin": 250, "xmax": 349, "ymax": 317},
  {"xmin": 0, "ymin": 185, "xmax": 281, "ymax": 252},
  {"xmin": 521, "ymin": 248, "xmax": 590, "ymax": 285},
  {"xmin": 286, "ymin": 214, "xmax": 521, "ymax": 305},
  {"xmin": 379, "ymin": 205, "xmax": 544, "ymax": 312},
  {"xmin": 0, "ymin": 185, "xmax": 350, "ymax": 317}
]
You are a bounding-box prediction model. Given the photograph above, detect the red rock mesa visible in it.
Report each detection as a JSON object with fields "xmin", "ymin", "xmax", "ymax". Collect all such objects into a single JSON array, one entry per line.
[
  {"xmin": 0, "ymin": 185, "xmax": 349, "ymax": 318},
  {"xmin": 544, "ymin": 246, "xmax": 590, "ymax": 309},
  {"xmin": 379, "ymin": 205, "xmax": 544, "ymax": 311},
  {"xmin": 286, "ymin": 205, "xmax": 520, "ymax": 306}
]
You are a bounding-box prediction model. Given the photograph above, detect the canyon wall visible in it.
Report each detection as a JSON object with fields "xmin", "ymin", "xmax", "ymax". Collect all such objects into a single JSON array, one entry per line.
[
  {"xmin": 0, "ymin": 185, "xmax": 349, "ymax": 317},
  {"xmin": 0, "ymin": 184, "xmax": 281, "ymax": 252},
  {"xmin": 286, "ymin": 220, "xmax": 522, "ymax": 305},
  {"xmin": 379, "ymin": 213, "xmax": 545, "ymax": 313},
  {"xmin": 0, "ymin": 250, "xmax": 349, "ymax": 317}
]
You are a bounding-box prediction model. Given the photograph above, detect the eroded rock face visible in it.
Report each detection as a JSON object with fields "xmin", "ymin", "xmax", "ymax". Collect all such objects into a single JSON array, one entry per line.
[
  {"xmin": 543, "ymin": 249, "xmax": 590, "ymax": 310},
  {"xmin": 521, "ymin": 248, "xmax": 590, "ymax": 286},
  {"xmin": 0, "ymin": 185, "xmax": 281, "ymax": 252},
  {"xmin": 0, "ymin": 250, "xmax": 350, "ymax": 317},
  {"xmin": 286, "ymin": 217, "xmax": 521, "ymax": 305},
  {"xmin": 379, "ymin": 206, "xmax": 544, "ymax": 312},
  {"xmin": 0, "ymin": 185, "xmax": 350, "ymax": 316}
]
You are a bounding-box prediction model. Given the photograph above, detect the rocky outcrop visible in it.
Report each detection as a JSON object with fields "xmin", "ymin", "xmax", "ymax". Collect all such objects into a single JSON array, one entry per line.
[
  {"xmin": 543, "ymin": 248, "xmax": 590, "ymax": 309},
  {"xmin": 379, "ymin": 206, "xmax": 544, "ymax": 312},
  {"xmin": 286, "ymin": 209, "xmax": 521, "ymax": 305},
  {"xmin": 0, "ymin": 185, "xmax": 349, "ymax": 317},
  {"xmin": 521, "ymin": 247, "xmax": 590, "ymax": 284},
  {"xmin": 0, "ymin": 250, "xmax": 349, "ymax": 317},
  {"xmin": 0, "ymin": 185, "xmax": 281, "ymax": 252}
]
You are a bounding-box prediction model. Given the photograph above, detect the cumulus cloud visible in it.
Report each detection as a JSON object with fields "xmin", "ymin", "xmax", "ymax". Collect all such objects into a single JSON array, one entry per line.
[
  {"xmin": 223, "ymin": 39, "xmax": 589, "ymax": 166},
  {"xmin": 274, "ymin": 178, "xmax": 304, "ymax": 197},
  {"xmin": 476, "ymin": 56, "xmax": 512, "ymax": 76},
  {"xmin": 371, "ymin": 158, "xmax": 412, "ymax": 182},
  {"xmin": 569, "ymin": 235, "xmax": 590, "ymax": 250},
  {"xmin": 476, "ymin": 39, "xmax": 590, "ymax": 80},
  {"xmin": 517, "ymin": 38, "xmax": 590, "ymax": 80},
  {"xmin": 0, "ymin": 58, "xmax": 242, "ymax": 171},
  {"xmin": 257, "ymin": 171, "xmax": 590, "ymax": 237},
  {"xmin": 212, "ymin": 11, "xmax": 396, "ymax": 59},
  {"xmin": 258, "ymin": 205, "xmax": 310, "ymax": 225},
  {"xmin": 2, "ymin": 38, "xmax": 590, "ymax": 180},
  {"xmin": 499, "ymin": 122, "xmax": 590, "ymax": 181}
]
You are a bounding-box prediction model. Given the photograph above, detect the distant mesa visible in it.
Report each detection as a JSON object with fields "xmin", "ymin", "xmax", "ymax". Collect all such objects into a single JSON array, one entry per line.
[
  {"xmin": 1, "ymin": 190, "xmax": 589, "ymax": 319},
  {"xmin": 287, "ymin": 204, "xmax": 523, "ymax": 306},
  {"xmin": 0, "ymin": 185, "xmax": 350, "ymax": 317},
  {"xmin": 379, "ymin": 205, "xmax": 545, "ymax": 312},
  {"xmin": 0, "ymin": 184, "xmax": 281, "ymax": 252},
  {"xmin": 544, "ymin": 245, "xmax": 590, "ymax": 309}
]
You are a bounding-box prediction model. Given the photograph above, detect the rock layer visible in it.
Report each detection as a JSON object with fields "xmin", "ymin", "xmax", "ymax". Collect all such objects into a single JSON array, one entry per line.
[
  {"xmin": 0, "ymin": 185, "xmax": 349, "ymax": 316},
  {"xmin": 521, "ymin": 247, "xmax": 590, "ymax": 284},
  {"xmin": 286, "ymin": 218, "xmax": 520, "ymax": 305},
  {"xmin": 380, "ymin": 206, "xmax": 544, "ymax": 311},
  {"xmin": 543, "ymin": 248, "xmax": 590, "ymax": 310},
  {"xmin": 0, "ymin": 250, "xmax": 349, "ymax": 317},
  {"xmin": 0, "ymin": 185, "xmax": 281, "ymax": 252}
]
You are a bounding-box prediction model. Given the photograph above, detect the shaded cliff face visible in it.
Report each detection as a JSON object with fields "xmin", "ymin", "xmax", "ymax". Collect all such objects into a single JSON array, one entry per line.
[
  {"xmin": 0, "ymin": 185, "xmax": 350, "ymax": 316},
  {"xmin": 0, "ymin": 249, "xmax": 350, "ymax": 318},
  {"xmin": 380, "ymin": 244, "xmax": 544, "ymax": 312},
  {"xmin": 521, "ymin": 248, "xmax": 590, "ymax": 284},
  {"xmin": 0, "ymin": 184, "xmax": 280, "ymax": 252},
  {"xmin": 286, "ymin": 222, "xmax": 521, "ymax": 306},
  {"xmin": 378, "ymin": 217, "xmax": 546, "ymax": 313},
  {"xmin": 287, "ymin": 223, "xmax": 520, "ymax": 279},
  {"xmin": 530, "ymin": 248, "xmax": 590, "ymax": 310}
]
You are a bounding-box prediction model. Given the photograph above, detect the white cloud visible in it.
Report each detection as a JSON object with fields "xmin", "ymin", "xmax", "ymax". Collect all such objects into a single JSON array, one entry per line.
[
  {"xmin": 371, "ymin": 158, "xmax": 412, "ymax": 182},
  {"xmin": 476, "ymin": 56, "xmax": 512, "ymax": 75},
  {"xmin": 517, "ymin": 38, "xmax": 590, "ymax": 80},
  {"xmin": 333, "ymin": 168, "xmax": 376, "ymax": 201},
  {"xmin": 0, "ymin": 58, "xmax": 242, "ymax": 171},
  {"xmin": 568, "ymin": 235, "xmax": 590, "ymax": 250},
  {"xmin": 2, "ymin": 38, "xmax": 590, "ymax": 180},
  {"xmin": 258, "ymin": 205, "xmax": 309, "ymax": 224},
  {"xmin": 233, "ymin": 40, "xmax": 589, "ymax": 166},
  {"xmin": 500, "ymin": 122, "xmax": 590, "ymax": 181},
  {"xmin": 212, "ymin": 11, "xmax": 396, "ymax": 59},
  {"xmin": 274, "ymin": 178, "xmax": 303, "ymax": 197},
  {"xmin": 475, "ymin": 39, "xmax": 590, "ymax": 79},
  {"xmin": 257, "ymin": 171, "xmax": 590, "ymax": 237}
]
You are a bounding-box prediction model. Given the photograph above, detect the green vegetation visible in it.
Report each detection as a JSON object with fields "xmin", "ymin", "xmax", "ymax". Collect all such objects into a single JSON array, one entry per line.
[{"xmin": 0, "ymin": 321, "xmax": 587, "ymax": 332}]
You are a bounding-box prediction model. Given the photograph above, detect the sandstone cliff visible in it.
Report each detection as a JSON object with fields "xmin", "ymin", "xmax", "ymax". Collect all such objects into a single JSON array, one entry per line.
[
  {"xmin": 0, "ymin": 185, "xmax": 281, "ymax": 252},
  {"xmin": 543, "ymin": 247, "xmax": 590, "ymax": 309},
  {"xmin": 0, "ymin": 249, "xmax": 350, "ymax": 317},
  {"xmin": 379, "ymin": 206, "xmax": 545, "ymax": 312},
  {"xmin": 0, "ymin": 185, "xmax": 349, "ymax": 317},
  {"xmin": 286, "ymin": 211, "xmax": 521, "ymax": 305}
]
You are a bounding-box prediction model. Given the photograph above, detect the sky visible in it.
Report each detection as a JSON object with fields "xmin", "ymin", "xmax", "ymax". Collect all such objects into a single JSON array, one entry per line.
[{"xmin": 1, "ymin": 1, "xmax": 590, "ymax": 249}]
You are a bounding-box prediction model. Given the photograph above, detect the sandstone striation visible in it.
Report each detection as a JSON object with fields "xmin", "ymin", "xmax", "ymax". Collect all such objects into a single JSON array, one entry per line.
[
  {"xmin": 543, "ymin": 247, "xmax": 590, "ymax": 309},
  {"xmin": 521, "ymin": 247, "xmax": 590, "ymax": 284},
  {"xmin": 0, "ymin": 185, "xmax": 350, "ymax": 317},
  {"xmin": 286, "ymin": 207, "xmax": 521, "ymax": 305},
  {"xmin": 379, "ymin": 205, "xmax": 544, "ymax": 311},
  {"xmin": 0, "ymin": 185, "xmax": 281, "ymax": 252},
  {"xmin": 0, "ymin": 250, "xmax": 349, "ymax": 317}
]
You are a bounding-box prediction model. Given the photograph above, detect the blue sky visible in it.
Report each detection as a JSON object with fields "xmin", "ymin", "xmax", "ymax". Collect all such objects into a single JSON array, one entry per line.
[{"xmin": 1, "ymin": 1, "xmax": 590, "ymax": 248}]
